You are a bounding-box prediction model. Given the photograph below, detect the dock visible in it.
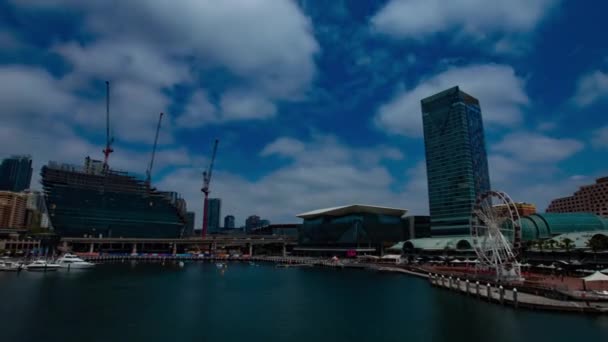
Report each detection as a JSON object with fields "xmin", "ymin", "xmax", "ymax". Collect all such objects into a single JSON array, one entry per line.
[{"xmin": 428, "ymin": 273, "xmax": 608, "ymax": 314}]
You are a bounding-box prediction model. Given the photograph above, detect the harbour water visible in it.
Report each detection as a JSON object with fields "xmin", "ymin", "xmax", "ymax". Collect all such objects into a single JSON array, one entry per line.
[{"xmin": 0, "ymin": 263, "xmax": 606, "ymax": 342}]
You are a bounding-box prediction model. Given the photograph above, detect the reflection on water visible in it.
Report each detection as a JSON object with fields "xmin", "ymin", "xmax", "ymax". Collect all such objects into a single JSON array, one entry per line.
[{"xmin": 0, "ymin": 263, "xmax": 606, "ymax": 342}]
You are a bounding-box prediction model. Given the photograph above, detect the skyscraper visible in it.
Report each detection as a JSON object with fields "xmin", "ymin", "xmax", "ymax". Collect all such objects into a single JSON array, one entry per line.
[
  {"xmin": 421, "ymin": 86, "xmax": 491, "ymax": 236},
  {"xmin": 245, "ymin": 215, "xmax": 261, "ymax": 232},
  {"xmin": 207, "ymin": 198, "xmax": 221, "ymax": 233},
  {"xmin": 224, "ymin": 215, "xmax": 235, "ymax": 229},
  {"xmin": 0, "ymin": 155, "xmax": 33, "ymax": 192},
  {"xmin": 184, "ymin": 211, "xmax": 195, "ymax": 237}
]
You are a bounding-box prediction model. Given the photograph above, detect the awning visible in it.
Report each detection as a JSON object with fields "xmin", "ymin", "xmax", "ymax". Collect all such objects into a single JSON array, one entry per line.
[{"xmin": 582, "ymin": 271, "xmax": 608, "ymax": 282}]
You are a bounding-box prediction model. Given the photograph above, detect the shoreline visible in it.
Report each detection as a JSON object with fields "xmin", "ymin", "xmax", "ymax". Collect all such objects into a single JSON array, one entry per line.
[{"xmin": 27, "ymin": 254, "xmax": 608, "ymax": 315}]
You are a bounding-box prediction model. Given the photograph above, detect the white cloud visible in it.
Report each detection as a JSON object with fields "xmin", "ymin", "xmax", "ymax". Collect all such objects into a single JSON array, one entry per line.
[
  {"xmin": 375, "ymin": 64, "xmax": 529, "ymax": 136},
  {"xmin": 260, "ymin": 137, "xmax": 306, "ymax": 157},
  {"xmin": 175, "ymin": 91, "xmax": 217, "ymax": 128},
  {"xmin": 159, "ymin": 135, "xmax": 426, "ymax": 227},
  {"xmin": 572, "ymin": 70, "xmax": 608, "ymax": 107},
  {"xmin": 12, "ymin": 0, "xmax": 319, "ymax": 132},
  {"xmin": 220, "ymin": 89, "xmax": 277, "ymax": 121},
  {"xmin": 372, "ymin": 0, "xmax": 558, "ymax": 39},
  {"xmin": 592, "ymin": 125, "xmax": 608, "ymax": 149},
  {"xmin": 0, "ymin": 66, "xmax": 75, "ymax": 117},
  {"xmin": 493, "ymin": 132, "xmax": 584, "ymax": 163}
]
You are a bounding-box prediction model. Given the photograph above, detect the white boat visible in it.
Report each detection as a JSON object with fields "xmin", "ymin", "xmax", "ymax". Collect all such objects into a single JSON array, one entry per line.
[
  {"xmin": 56, "ymin": 254, "xmax": 95, "ymax": 269},
  {"xmin": 25, "ymin": 259, "xmax": 61, "ymax": 271},
  {"xmin": 0, "ymin": 260, "xmax": 23, "ymax": 272}
]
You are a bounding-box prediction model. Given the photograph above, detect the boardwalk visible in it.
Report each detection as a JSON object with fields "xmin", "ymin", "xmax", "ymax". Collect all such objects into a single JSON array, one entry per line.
[{"xmin": 429, "ymin": 274, "xmax": 608, "ymax": 314}]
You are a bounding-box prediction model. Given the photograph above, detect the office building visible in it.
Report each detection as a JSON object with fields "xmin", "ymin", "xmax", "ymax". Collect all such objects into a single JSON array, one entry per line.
[
  {"xmin": 184, "ymin": 212, "xmax": 195, "ymax": 237},
  {"xmin": 547, "ymin": 177, "xmax": 608, "ymax": 217},
  {"xmin": 402, "ymin": 216, "xmax": 431, "ymax": 240},
  {"xmin": 295, "ymin": 204, "xmax": 409, "ymax": 256},
  {"xmin": 207, "ymin": 198, "xmax": 221, "ymax": 233},
  {"xmin": 245, "ymin": 215, "xmax": 261, "ymax": 232},
  {"xmin": 0, "ymin": 155, "xmax": 33, "ymax": 192},
  {"xmin": 421, "ymin": 86, "xmax": 491, "ymax": 236},
  {"xmin": 0, "ymin": 191, "xmax": 28, "ymax": 229},
  {"xmin": 494, "ymin": 202, "xmax": 537, "ymax": 218},
  {"xmin": 224, "ymin": 215, "xmax": 235, "ymax": 229}
]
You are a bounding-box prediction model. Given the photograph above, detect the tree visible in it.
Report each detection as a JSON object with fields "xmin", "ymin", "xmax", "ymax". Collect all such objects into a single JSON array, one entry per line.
[
  {"xmin": 534, "ymin": 240, "xmax": 544, "ymax": 252},
  {"xmin": 545, "ymin": 239, "xmax": 557, "ymax": 251},
  {"xmin": 587, "ymin": 234, "xmax": 608, "ymax": 261},
  {"xmin": 561, "ymin": 238, "xmax": 574, "ymax": 252},
  {"xmin": 560, "ymin": 238, "xmax": 574, "ymax": 261}
]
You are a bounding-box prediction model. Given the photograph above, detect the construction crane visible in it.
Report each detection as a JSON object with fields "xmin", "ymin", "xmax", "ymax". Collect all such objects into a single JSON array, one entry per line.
[
  {"xmin": 102, "ymin": 81, "xmax": 114, "ymax": 172},
  {"xmin": 146, "ymin": 112, "xmax": 164, "ymax": 185},
  {"xmin": 201, "ymin": 139, "xmax": 219, "ymax": 238}
]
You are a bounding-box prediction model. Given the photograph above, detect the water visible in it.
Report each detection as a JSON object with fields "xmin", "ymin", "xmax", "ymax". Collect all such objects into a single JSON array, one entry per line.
[{"xmin": 0, "ymin": 263, "xmax": 606, "ymax": 342}]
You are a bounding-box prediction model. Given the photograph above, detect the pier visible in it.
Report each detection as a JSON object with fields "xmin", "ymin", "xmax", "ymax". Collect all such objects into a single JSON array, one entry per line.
[{"xmin": 428, "ymin": 273, "xmax": 608, "ymax": 314}]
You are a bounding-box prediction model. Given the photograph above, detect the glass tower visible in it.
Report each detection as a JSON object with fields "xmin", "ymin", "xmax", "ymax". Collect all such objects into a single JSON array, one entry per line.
[
  {"xmin": 0, "ymin": 155, "xmax": 33, "ymax": 192},
  {"xmin": 207, "ymin": 198, "xmax": 221, "ymax": 233},
  {"xmin": 421, "ymin": 86, "xmax": 491, "ymax": 236}
]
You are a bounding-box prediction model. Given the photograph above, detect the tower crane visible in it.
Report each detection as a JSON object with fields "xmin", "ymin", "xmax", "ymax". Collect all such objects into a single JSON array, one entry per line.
[
  {"xmin": 102, "ymin": 81, "xmax": 114, "ymax": 172},
  {"xmin": 146, "ymin": 112, "xmax": 164, "ymax": 185},
  {"xmin": 201, "ymin": 139, "xmax": 219, "ymax": 238}
]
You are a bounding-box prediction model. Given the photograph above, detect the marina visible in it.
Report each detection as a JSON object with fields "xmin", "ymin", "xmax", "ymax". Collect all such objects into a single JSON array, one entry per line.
[{"xmin": 1, "ymin": 262, "xmax": 607, "ymax": 342}]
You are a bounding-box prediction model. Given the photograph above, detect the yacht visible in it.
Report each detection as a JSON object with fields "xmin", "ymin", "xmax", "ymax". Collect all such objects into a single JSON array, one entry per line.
[
  {"xmin": 25, "ymin": 259, "xmax": 61, "ymax": 271},
  {"xmin": 56, "ymin": 254, "xmax": 95, "ymax": 269},
  {"xmin": 0, "ymin": 260, "xmax": 23, "ymax": 272}
]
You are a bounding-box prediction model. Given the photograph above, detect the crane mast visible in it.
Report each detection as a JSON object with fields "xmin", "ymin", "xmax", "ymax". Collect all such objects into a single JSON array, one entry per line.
[
  {"xmin": 102, "ymin": 81, "xmax": 114, "ymax": 172},
  {"xmin": 202, "ymin": 139, "xmax": 219, "ymax": 238},
  {"xmin": 146, "ymin": 112, "xmax": 164, "ymax": 185}
]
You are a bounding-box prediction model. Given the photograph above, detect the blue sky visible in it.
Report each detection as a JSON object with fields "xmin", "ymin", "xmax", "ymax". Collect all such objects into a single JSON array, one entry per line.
[{"xmin": 1, "ymin": 0, "xmax": 607, "ymax": 226}]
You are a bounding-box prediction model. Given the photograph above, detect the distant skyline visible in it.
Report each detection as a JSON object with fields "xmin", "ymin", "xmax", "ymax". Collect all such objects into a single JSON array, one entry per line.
[{"xmin": 1, "ymin": 1, "xmax": 608, "ymax": 226}]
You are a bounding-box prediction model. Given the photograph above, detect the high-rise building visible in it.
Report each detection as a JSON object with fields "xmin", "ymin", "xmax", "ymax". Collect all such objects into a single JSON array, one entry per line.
[
  {"xmin": 184, "ymin": 212, "xmax": 195, "ymax": 237},
  {"xmin": 494, "ymin": 202, "xmax": 537, "ymax": 218},
  {"xmin": 0, "ymin": 191, "xmax": 28, "ymax": 229},
  {"xmin": 421, "ymin": 86, "xmax": 491, "ymax": 236},
  {"xmin": 207, "ymin": 198, "xmax": 221, "ymax": 233},
  {"xmin": 0, "ymin": 155, "xmax": 33, "ymax": 192},
  {"xmin": 547, "ymin": 177, "xmax": 608, "ymax": 217},
  {"xmin": 245, "ymin": 215, "xmax": 261, "ymax": 232},
  {"xmin": 224, "ymin": 215, "xmax": 235, "ymax": 229}
]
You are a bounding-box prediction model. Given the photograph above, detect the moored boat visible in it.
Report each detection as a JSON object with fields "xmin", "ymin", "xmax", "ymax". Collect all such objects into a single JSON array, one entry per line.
[
  {"xmin": 56, "ymin": 254, "xmax": 95, "ymax": 269},
  {"xmin": 25, "ymin": 259, "xmax": 61, "ymax": 271}
]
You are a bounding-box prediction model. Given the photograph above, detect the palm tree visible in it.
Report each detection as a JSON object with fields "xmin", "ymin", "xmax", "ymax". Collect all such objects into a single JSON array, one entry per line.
[
  {"xmin": 545, "ymin": 239, "xmax": 557, "ymax": 251},
  {"xmin": 534, "ymin": 240, "xmax": 544, "ymax": 252},
  {"xmin": 560, "ymin": 238, "xmax": 574, "ymax": 261}
]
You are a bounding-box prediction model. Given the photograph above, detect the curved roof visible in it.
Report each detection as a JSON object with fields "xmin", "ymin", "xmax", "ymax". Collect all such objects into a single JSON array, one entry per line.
[
  {"xmin": 549, "ymin": 231, "xmax": 608, "ymax": 249},
  {"xmin": 403, "ymin": 236, "xmax": 474, "ymax": 251},
  {"xmin": 296, "ymin": 204, "xmax": 407, "ymax": 219},
  {"xmin": 521, "ymin": 213, "xmax": 608, "ymax": 241}
]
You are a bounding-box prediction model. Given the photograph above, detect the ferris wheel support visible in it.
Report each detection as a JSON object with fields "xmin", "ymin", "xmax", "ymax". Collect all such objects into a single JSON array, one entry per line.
[{"xmin": 470, "ymin": 190, "xmax": 523, "ymax": 282}]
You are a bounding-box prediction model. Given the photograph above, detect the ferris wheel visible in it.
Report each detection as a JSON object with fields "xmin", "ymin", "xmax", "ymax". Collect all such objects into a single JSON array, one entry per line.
[{"xmin": 470, "ymin": 190, "xmax": 523, "ymax": 281}]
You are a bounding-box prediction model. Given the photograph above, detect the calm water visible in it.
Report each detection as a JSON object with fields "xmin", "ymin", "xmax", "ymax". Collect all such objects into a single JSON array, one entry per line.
[{"xmin": 0, "ymin": 262, "xmax": 606, "ymax": 342}]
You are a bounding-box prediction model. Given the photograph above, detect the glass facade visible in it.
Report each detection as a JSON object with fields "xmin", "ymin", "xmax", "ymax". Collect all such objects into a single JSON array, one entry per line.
[
  {"xmin": 421, "ymin": 86, "xmax": 490, "ymax": 236},
  {"xmin": 299, "ymin": 213, "xmax": 407, "ymax": 247},
  {"xmin": 0, "ymin": 155, "xmax": 33, "ymax": 192},
  {"xmin": 207, "ymin": 198, "xmax": 221, "ymax": 233},
  {"xmin": 224, "ymin": 215, "xmax": 235, "ymax": 229}
]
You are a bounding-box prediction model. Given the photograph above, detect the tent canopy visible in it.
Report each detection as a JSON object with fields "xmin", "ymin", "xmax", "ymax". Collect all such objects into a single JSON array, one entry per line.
[{"xmin": 582, "ymin": 271, "xmax": 608, "ymax": 282}]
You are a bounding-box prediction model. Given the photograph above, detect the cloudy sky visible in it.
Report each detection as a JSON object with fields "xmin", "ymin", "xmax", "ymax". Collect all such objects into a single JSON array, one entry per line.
[{"xmin": 1, "ymin": 0, "xmax": 607, "ymax": 227}]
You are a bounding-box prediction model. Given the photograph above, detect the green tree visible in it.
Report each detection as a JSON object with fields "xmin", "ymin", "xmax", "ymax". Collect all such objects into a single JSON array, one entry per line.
[
  {"xmin": 587, "ymin": 234, "xmax": 608, "ymax": 261},
  {"xmin": 545, "ymin": 239, "xmax": 557, "ymax": 250},
  {"xmin": 534, "ymin": 240, "xmax": 544, "ymax": 252},
  {"xmin": 560, "ymin": 238, "xmax": 574, "ymax": 251}
]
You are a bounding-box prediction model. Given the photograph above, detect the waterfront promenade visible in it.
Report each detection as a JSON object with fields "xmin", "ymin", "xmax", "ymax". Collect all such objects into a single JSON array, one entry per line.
[{"xmin": 76, "ymin": 254, "xmax": 608, "ymax": 315}]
